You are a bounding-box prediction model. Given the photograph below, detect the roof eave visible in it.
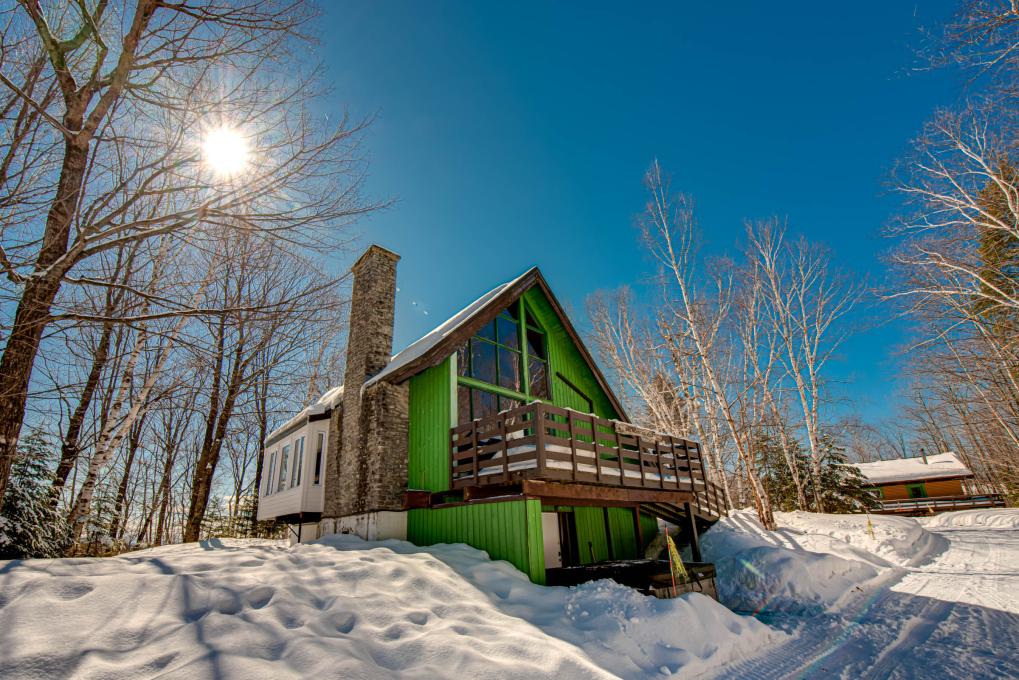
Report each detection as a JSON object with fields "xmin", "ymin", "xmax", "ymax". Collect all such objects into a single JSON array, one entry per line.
[{"xmin": 366, "ymin": 267, "xmax": 630, "ymax": 421}]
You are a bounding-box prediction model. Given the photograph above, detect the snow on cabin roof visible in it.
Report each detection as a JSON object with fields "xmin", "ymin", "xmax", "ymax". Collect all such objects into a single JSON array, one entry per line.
[
  {"xmin": 852, "ymin": 452, "xmax": 972, "ymax": 485},
  {"xmin": 364, "ymin": 268, "xmax": 534, "ymax": 388},
  {"xmin": 265, "ymin": 385, "xmax": 344, "ymax": 443},
  {"xmin": 265, "ymin": 269, "xmax": 532, "ymax": 445}
]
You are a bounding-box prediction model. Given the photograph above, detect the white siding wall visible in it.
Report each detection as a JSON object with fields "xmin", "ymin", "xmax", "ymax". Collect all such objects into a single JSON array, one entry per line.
[{"xmin": 257, "ymin": 421, "xmax": 328, "ymax": 521}]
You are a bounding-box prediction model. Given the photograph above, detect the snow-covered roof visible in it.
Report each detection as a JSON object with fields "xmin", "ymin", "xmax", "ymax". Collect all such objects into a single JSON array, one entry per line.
[
  {"xmin": 265, "ymin": 269, "xmax": 532, "ymax": 445},
  {"xmin": 365, "ymin": 268, "xmax": 534, "ymax": 388},
  {"xmin": 852, "ymin": 452, "xmax": 972, "ymax": 485},
  {"xmin": 266, "ymin": 261, "xmax": 629, "ymax": 446},
  {"xmin": 265, "ymin": 385, "xmax": 344, "ymax": 443}
]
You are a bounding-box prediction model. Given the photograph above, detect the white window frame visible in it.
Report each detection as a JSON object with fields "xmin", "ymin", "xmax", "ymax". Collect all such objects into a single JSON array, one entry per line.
[
  {"xmin": 265, "ymin": 450, "xmax": 278, "ymax": 496},
  {"xmin": 291, "ymin": 436, "xmax": 305, "ymax": 488},
  {"xmin": 277, "ymin": 443, "xmax": 290, "ymax": 492},
  {"xmin": 313, "ymin": 432, "xmax": 325, "ymax": 485}
]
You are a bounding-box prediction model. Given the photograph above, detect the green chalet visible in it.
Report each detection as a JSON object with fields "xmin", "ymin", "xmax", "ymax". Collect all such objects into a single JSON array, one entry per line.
[{"xmin": 257, "ymin": 245, "xmax": 725, "ymax": 595}]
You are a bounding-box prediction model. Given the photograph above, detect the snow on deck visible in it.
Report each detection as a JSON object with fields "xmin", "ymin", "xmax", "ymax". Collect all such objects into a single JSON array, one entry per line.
[{"xmin": 851, "ymin": 452, "xmax": 972, "ymax": 485}]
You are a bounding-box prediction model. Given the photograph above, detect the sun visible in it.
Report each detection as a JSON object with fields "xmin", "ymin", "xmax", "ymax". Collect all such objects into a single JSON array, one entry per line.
[{"xmin": 202, "ymin": 126, "xmax": 250, "ymax": 178}]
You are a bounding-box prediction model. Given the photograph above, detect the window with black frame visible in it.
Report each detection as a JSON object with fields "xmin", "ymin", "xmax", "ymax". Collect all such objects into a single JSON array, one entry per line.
[{"xmin": 456, "ymin": 300, "xmax": 550, "ymax": 424}]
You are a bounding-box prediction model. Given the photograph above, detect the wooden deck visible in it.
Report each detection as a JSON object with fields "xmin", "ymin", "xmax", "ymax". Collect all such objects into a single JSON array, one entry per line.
[
  {"xmin": 449, "ymin": 402, "xmax": 727, "ymax": 519},
  {"xmin": 875, "ymin": 494, "xmax": 1006, "ymax": 515}
]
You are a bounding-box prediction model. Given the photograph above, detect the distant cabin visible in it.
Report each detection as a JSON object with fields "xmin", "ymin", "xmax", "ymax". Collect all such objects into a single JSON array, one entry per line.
[
  {"xmin": 255, "ymin": 245, "xmax": 726, "ymax": 596},
  {"xmin": 852, "ymin": 452, "xmax": 1005, "ymax": 515}
]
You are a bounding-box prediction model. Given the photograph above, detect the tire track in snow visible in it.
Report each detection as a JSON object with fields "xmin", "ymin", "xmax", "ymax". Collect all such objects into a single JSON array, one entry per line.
[
  {"xmin": 860, "ymin": 598, "xmax": 953, "ymax": 679},
  {"xmin": 706, "ymin": 525, "xmax": 1019, "ymax": 680}
]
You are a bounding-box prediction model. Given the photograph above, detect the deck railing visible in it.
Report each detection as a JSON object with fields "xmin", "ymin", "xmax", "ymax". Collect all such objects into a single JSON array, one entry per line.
[
  {"xmin": 876, "ymin": 494, "xmax": 1006, "ymax": 514},
  {"xmin": 449, "ymin": 402, "xmax": 727, "ymax": 518}
]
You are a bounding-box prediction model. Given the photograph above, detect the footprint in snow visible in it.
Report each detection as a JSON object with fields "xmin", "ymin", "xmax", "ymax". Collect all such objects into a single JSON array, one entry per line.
[{"xmin": 52, "ymin": 581, "xmax": 95, "ymax": 601}]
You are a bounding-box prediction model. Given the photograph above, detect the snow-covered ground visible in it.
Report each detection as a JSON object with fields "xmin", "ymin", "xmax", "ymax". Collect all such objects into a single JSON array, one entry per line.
[
  {"xmin": 0, "ymin": 534, "xmax": 779, "ymax": 679},
  {"xmin": 1, "ymin": 509, "xmax": 1016, "ymax": 679},
  {"xmin": 702, "ymin": 509, "xmax": 1019, "ymax": 679}
]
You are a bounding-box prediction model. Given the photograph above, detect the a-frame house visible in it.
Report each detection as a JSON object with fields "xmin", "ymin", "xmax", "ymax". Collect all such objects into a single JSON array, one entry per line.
[{"xmin": 257, "ymin": 245, "xmax": 725, "ymax": 591}]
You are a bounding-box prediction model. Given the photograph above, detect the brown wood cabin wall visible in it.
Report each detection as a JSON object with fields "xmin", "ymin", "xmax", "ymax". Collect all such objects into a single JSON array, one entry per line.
[
  {"xmin": 877, "ymin": 479, "xmax": 964, "ymax": 500},
  {"xmin": 926, "ymin": 479, "xmax": 964, "ymax": 497}
]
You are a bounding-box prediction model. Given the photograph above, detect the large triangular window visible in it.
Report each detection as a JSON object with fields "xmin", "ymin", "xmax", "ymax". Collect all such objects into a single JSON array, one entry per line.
[{"xmin": 455, "ymin": 298, "xmax": 549, "ymax": 424}]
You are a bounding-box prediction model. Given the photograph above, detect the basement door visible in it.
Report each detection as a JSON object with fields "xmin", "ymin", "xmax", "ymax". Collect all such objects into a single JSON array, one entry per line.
[
  {"xmin": 541, "ymin": 512, "xmax": 563, "ymax": 568},
  {"xmin": 542, "ymin": 510, "xmax": 580, "ymax": 569}
]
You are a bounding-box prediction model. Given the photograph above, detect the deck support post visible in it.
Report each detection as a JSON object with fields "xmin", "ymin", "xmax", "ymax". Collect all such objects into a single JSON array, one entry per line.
[{"xmin": 683, "ymin": 502, "xmax": 702, "ymax": 563}]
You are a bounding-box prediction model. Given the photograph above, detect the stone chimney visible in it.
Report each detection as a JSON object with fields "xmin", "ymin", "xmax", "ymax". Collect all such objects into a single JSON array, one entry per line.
[{"xmin": 323, "ymin": 245, "xmax": 409, "ymax": 522}]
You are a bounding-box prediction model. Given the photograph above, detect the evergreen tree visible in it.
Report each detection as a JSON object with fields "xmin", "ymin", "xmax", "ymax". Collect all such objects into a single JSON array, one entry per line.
[
  {"xmin": 198, "ymin": 494, "xmax": 285, "ymax": 540},
  {"xmin": 78, "ymin": 483, "xmax": 122, "ymax": 556},
  {"xmin": 973, "ymin": 162, "xmax": 1019, "ymax": 334},
  {"xmin": 757, "ymin": 432, "xmax": 809, "ymax": 512},
  {"xmin": 812, "ymin": 433, "xmax": 879, "ymax": 513},
  {"xmin": 0, "ymin": 430, "xmax": 68, "ymax": 559},
  {"xmin": 237, "ymin": 493, "xmax": 286, "ymax": 540},
  {"xmin": 758, "ymin": 430, "xmax": 878, "ymax": 514}
]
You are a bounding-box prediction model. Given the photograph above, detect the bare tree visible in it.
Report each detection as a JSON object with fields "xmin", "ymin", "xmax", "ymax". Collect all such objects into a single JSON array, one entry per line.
[
  {"xmin": 746, "ymin": 220, "xmax": 862, "ymax": 511},
  {"xmin": 0, "ymin": 0, "xmax": 376, "ymax": 508},
  {"xmin": 638, "ymin": 161, "xmax": 776, "ymax": 529}
]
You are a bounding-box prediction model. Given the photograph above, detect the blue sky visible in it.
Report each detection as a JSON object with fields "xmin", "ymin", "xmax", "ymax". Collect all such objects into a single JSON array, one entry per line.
[{"xmin": 319, "ymin": 1, "xmax": 962, "ymax": 423}]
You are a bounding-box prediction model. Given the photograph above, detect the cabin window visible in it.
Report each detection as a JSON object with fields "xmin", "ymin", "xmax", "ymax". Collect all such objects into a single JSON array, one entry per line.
[
  {"xmin": 460, "ymin": 309, "xmax": 523, "ymax": 392},
  {"xmin": 455, "ymin": 300, "xmax": 549, "ymax": 424},
  {"xmin": 291, "ymin": 436, "xmax": 304, "ymax": 487},
  {"xmin": 457, "ymin": 385, "xmax": 523, "ymax": 421},
  {"xmin": 265, "ymin": 451, "xmax": 278, "ymax": 495},
  {"xmin": 906, "ymin": 483, "xmax": 927, "ymax": 499},
  {"xmin": 313, "ymin": 432, "xmax": 325, "ymax": 485},
  {"xmin": 277, "ymin": 444, "xmax": 290, "ymax": 492}
]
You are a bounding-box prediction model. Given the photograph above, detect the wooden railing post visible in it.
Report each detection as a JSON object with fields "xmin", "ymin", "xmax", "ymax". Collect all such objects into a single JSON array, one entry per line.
[
  {"xmin": 500, "ymin": 414, "xmax": 509, "ymax": 484},
  {"xmin": 682, "ymin": 440, "xmax": 694, "ymax": 492},
  {"xmin": 636, "ymin": 435, "xmax": 647, "ymax": 488},
  {"xmin": 567, "ymin": 410, "xmax": 578, "ymax": 481},
  {"xmin": 471, "ymin": 420, "xmax": 479, "ymax": 484},
  {"xmin": 655, "ymin": 439, "xmax": 666, "ymax": 489},
  {"xmin": 614, "ymin": 425, "xmax": 625, "ymax": 482},
  {"xmin": 449, "ymin": 429, "xmax": 455, "ymax": 490},
  {"xmin": 534, "ymin": 403, "xmax": 546, "ymax": 476},
  {"xmin": 592, "ymin": 414, "xmax": 601, "ymax": 483}
]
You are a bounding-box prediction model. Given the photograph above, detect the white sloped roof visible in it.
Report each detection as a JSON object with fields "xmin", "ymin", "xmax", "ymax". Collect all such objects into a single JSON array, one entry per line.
[
  {"xmin": 364, "ymin": 268, "xmax": 533, "ymax": 388},
  {"xmin": 264, "ymin": 270, "xmax": 529, "ymax": 446},
  {"xmin": 852, "ymin": 452, "xmax": 972, "ymax": 485},
  {"xmin": 265, "ymin": 385, "xmax": 344, "ymax": 443}
]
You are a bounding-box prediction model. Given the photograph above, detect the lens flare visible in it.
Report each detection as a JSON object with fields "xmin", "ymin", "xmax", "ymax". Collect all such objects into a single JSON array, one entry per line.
[{"xmin": 202, "ymin": 126, "xmax": 249, "ymax": 177}]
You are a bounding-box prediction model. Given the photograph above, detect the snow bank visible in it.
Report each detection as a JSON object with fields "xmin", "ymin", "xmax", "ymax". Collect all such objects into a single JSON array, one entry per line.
[
  {"xmin": 700, "ymin": 510, "xmax": 949, "ymax": 615},
  {"xmin": 918, "ymin": 508, "xmax": 1019, "ymax": 529},
  {"xmin": 773, "ymin": 511, "xmax": 948, "ymax": 569},
  {"xmin": 316, "ymin": 534, "xmax": 785, "ymax": 678},
  {"xmin": 0, "ymin": 534, "xmax": 781, "ymax": 680}
]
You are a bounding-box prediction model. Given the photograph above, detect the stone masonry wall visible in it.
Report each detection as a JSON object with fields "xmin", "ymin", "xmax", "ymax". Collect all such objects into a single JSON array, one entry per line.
[
  {"xmin": 325, "ymin": 245, "xmax": 405, "ymax": 518},
  {"xmin": 354, "ymin": 381, "xmax": 409, "ymax": 513}
]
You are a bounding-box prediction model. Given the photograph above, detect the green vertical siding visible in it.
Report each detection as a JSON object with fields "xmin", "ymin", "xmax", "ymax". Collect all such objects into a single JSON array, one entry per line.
[
  {"xmin": 410, "ymin": 287, "xmax": 622, "ymax": 495},
  {"xmin": 524, "ymin": 499, "xmax": 545, "ymax": 582},
  {"xmin": 522, "ymin": 287, "xmax": 619, "ymax": 420},
  {"xmin": 573, "ymin": 506, "xmax": 611, "ymax": 564},
  {"xmin": 407, "ymin": 358, "xmax": 454, "ymax": 492},
  {"xmin": 407, "ymin": 499, "xmax": 546, "ymax": 584},
  {"xmin": 404, "ymin": 284, "xmax": 641, "ymax": 584},
  {"xmin": 639, "ymin": 511, "xmax": 660, "ymax": 552},
  {"xmin": 607, "ymin": 507, "xmax": 638, "ymax": 558}
]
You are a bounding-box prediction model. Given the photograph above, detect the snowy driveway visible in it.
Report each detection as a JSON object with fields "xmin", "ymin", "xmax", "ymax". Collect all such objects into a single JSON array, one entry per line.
[{"xmin": 711, "ymin": 524, "xmax": 1019, "ymax": 679}]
